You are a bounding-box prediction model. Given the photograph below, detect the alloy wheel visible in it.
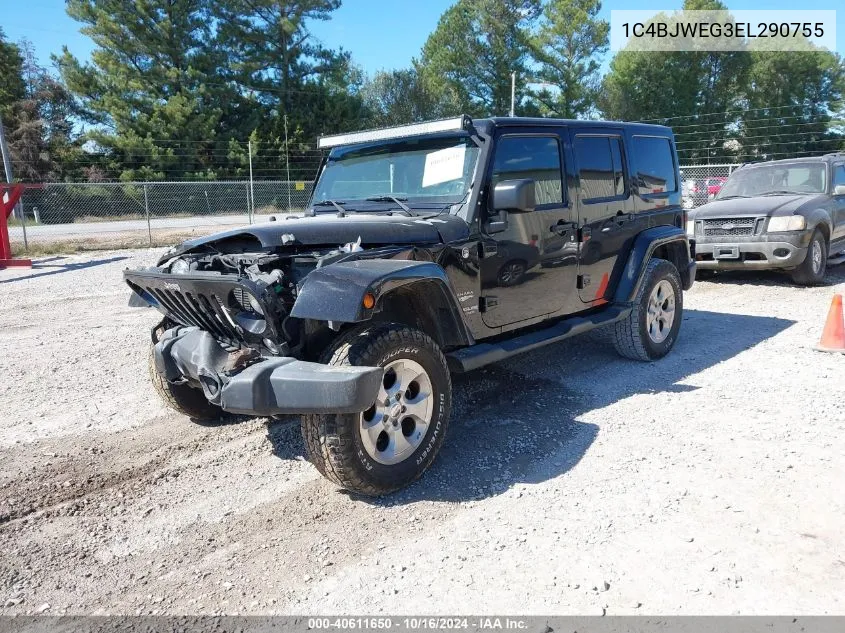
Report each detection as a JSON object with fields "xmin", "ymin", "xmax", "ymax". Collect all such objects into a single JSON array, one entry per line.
[{"xmin": 359, "ymin": 358, "xmax": 433, "ymax": 465}]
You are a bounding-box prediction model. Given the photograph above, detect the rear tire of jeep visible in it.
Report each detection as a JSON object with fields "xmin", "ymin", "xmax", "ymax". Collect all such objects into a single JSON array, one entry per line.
[
  {"xmin": 148, "ymin": 345, "xmax": 223, "ymax": 422},
  {"xmin": 612, "ymin": 258, "xmax": 683, "ymax": 362},
  {"xmin": 301, "ymin": 323, "xmax": 452, "ymax": 496},
  {"xmin": 790, "ymin": 229, "xmax": 827, "ymax": 286}
]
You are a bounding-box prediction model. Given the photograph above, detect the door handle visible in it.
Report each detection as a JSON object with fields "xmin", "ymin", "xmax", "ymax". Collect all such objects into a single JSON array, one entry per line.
[{"xmin": 614, "ymin": 211, "xmax": 632, "ymax": 224}]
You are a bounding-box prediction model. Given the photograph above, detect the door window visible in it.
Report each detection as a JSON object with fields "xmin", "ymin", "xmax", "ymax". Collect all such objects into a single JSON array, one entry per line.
[
  {"xmin": 574, "ymin": 135, "xmax": 625, "ymax": 202},
  {"xmin": 833, "ymin": 164, "xmax": 845, "ymax": 188},
  {"xmin": 491, "ymin": 136, "xmax": 563, "ymax": 206},
  {"xmin": 632, "ymin": 136, "xmax": 677, "ymax": 194}
]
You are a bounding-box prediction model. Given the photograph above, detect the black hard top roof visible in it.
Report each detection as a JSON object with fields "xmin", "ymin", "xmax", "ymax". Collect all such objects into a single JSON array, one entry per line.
[{"xmin": 476, "ymin": 116, "xmax": 672, "ymax": 134}]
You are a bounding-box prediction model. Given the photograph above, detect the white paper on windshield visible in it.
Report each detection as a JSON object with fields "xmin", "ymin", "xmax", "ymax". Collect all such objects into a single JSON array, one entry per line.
[{"xmin": 422, "ymin": 145, "xmax": 466, "ymax": 188}]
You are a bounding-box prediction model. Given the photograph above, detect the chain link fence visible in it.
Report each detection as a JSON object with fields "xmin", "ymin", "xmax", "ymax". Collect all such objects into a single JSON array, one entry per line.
[
  {"xmin": 6, "ymin": 165, "xmax": 740, "ymax": 254},
  {"xmin": 680, "ymin": 164, "xmax": 739, "ymax": 210},
  {"xmin": 7, "ymin": 180, "xmax": 314, "ymax": 253}
]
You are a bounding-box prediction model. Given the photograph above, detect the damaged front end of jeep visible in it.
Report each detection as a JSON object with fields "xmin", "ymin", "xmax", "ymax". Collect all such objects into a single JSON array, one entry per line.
[{"xmin": 124, "ymin": 241, "xmax": 393, "ymax": 417}]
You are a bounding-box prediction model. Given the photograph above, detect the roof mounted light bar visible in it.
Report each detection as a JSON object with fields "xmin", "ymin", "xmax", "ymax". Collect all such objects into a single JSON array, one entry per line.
[{"xmin": 317, "ymin": 115, "xmax": 473, "ymax": 149}]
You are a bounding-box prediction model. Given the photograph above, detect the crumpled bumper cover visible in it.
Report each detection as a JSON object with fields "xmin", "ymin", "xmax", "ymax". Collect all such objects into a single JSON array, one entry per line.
[{"xmin": 154, "ymin": 327, "xmax": 383, "ymax": 416}]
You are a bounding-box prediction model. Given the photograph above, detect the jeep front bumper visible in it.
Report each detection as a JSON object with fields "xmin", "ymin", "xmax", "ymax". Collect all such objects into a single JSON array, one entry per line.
[
  {"xmin": 154, "ymin": 327, "xmax": 383, "ymax": 416},
  {"xmin": 693, "ymin": 232, "xmax": 810, "ymax": 271}
]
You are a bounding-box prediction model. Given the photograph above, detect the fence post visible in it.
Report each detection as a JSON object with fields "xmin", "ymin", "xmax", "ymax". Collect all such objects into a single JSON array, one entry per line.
[
  {"xmin": 245, "ymin": 182, "xmax": 251, "ymax": 225},
  {"xmin": 284, "ymin": 113, "xmax": 292, "ymax": 213},
  {"xmin": 143, "ymin": 184, "xmax": 152, "ymax": 247},
  {"xmin": 248, "ymin": 140, "xmax": 255, "ymax": 224},
  {"xmin": 20, "ymin": 196, "xmax": 28, "ymax": 252}
]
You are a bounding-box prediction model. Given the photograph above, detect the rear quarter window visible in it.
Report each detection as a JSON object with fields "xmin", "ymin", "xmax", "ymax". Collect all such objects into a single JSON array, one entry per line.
[{"xmin": 633, "ymin": 136, "xmax": 677, "ymax": 194}]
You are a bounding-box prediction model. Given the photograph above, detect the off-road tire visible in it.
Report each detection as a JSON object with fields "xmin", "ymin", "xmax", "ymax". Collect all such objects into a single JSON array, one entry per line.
[
  {"xmin": 612, "ymin": 258, "xmax": 683, "ymax": 361},
  {"xmin": 790, "ymin": 229, "xmax": 827, "ymax": 286},
  {"xmin": 301, "ymin": 323, "xmax": 452, "ymax": 496},
  {"xmin": 148, "ymin": 345, "xmax": 223, "ymax": 422}
]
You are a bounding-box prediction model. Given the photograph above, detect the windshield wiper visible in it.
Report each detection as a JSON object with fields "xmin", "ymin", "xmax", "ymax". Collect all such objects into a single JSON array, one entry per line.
[
  {"xmin": 716, "ymin": 195, "xmax": 750, "ymax": 200},
  {"xmin": 365, "ymin": 195, "xmax": 412, "ymax": 215},
  {"xmin": 762, "ymin": 190, "xmax": 802, "ymax": 196},
  {"xmin": 313, "ymin": 199, "xmax": 347, "ymax": 214}
]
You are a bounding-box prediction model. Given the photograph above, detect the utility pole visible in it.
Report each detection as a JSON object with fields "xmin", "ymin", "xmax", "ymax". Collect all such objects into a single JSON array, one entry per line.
[
  {"xmin": 509, "ymin": 72, "xmax": 516, "ymax": 117},
  {"xmin": 284, "ymin": 113, "xmax": 292, "ymax": 213}
]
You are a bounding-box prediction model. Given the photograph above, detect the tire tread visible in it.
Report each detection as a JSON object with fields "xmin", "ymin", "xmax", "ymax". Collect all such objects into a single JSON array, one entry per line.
[
  {"xmin": 301, "ymin": 323, "xmax": 451, "ymax": 496},
  {"xmin": 612, "ymin": 258, "xmax": 681, "ymax": 362}
]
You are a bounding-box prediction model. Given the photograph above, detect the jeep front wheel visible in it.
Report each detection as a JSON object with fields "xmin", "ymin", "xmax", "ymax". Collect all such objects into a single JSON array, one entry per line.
[
  {"xmin": 612, "ymin": 258, "xmax": 683, "ymax": 361},
  {"xmin": 301, "ymin": 323, "xmax": 452, "ymax": 496},
  {"xmin": 148, "ymin": 344, "xmax": 223, "ymax": 422}
]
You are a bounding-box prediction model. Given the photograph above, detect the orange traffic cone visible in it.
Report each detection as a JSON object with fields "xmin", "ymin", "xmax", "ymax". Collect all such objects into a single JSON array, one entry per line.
[{"xmin": 816, "ymin": 294, "xmax": 845, "ymax": 353}]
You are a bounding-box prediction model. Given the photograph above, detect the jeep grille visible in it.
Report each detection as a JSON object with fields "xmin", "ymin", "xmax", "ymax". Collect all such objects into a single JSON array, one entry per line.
[{"xmin": 124, "ymin": 270, "xmax": 282, "ymax": 346}]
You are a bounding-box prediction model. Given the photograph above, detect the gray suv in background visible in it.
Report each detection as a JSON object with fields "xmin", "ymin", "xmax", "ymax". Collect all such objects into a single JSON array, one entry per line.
[{"xmin": 688, "ymin": 153, "xmax": 845, "ymax": 285}]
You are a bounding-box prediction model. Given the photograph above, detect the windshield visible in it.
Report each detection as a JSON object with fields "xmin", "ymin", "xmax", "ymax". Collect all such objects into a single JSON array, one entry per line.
[
  {"xmin": 313, "ymin": 135, "xmax": 480, "ymax": 210},
  {"xmin": 717, "ymin": 162, "xmax": 827, "ymax": 198}
]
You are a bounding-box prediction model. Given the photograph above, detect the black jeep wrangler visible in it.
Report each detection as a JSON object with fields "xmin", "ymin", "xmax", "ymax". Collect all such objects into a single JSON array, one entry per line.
[
  {"xmin": 125, "ymin": 116, "xmax": 694, "ymax": 495},
  {"xmin": 689, "ymin": 153, "xmax": 845, "ymax": 285}
]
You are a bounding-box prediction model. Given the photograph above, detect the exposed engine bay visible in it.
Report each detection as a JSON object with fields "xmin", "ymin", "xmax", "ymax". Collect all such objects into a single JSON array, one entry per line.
[{"xmin": 126, "ymin": 239, "xmax": 415, "ymax": 360}]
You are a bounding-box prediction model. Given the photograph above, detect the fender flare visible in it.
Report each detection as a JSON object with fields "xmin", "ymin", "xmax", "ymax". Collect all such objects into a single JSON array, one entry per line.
[
  {"xmin": 290, "ymin": 258, "xmax": 473, "ymax": 345},
  {"xmin": 614, "ymin": 226, "xmax": 694, "ymax": 303},
  {"xmin": 802, "ymin": 208, "xmax": 834, "ymax": 244}
]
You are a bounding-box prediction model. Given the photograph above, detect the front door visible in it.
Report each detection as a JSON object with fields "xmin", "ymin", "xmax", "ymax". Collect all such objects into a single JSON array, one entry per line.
[
  {"xmin": 832, "ymin": 162, "xmax": 845, "ymax": 242},
  {"xmin": 480, "ymin": 130, "xmax": 579, "ymax": 329},
  {"xmin": 570, "ymin": 130, "xmax": 635, "ymax": 304}
]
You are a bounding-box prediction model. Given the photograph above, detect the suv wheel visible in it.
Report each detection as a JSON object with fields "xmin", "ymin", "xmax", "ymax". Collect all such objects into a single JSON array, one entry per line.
[
  {"xmin": 301, "ymin": 323, "xmax": 452, "ymax": 496},
  {"xmin": 148, "ymin": 344, "xmax": 223, "ymax": 422},
  {"xmin": 790, "ymin": 229, "xmax": 827, "ymax": 286},
  {"xmin": 612, "ymin": 258, "xmax": 683, "ymax": 361}
]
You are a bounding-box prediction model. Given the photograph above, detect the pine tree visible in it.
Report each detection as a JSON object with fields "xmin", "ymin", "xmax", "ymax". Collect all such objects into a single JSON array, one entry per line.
[
  {"xmin": 528, "ymin": 0, "xmax": 608, "ymax": 119},
  {"xmin": 419, "ymin": 0, "xmax": 541, "ymax": 117},
  {"xmin": 57, "ymin": 0, "xmax": 229, "ymax": 180}
]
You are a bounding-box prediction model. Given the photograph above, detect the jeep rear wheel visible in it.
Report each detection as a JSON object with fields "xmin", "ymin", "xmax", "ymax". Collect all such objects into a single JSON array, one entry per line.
[
  {"xmin": 612, "ymin": 258, "xmax": 683, "ymax": 361},
  {"xmin": 148, "ymin": 344, "xmax": 223, "ymax": 422},
  {"xmin": 301, "ymin": 323, "xmax": 452, "ymax": 496}
]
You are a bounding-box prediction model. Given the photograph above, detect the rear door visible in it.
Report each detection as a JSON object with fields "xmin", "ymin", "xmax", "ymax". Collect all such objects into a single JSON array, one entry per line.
[{"xmin": 571, "ymin": 129, "xmax": 634, "ymax": 304}]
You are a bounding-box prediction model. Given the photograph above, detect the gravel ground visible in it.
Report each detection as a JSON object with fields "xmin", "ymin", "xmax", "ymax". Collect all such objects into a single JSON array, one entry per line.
[{"xmin": 1, "ymin": 249, "xmax": 844, "ymax": 616}]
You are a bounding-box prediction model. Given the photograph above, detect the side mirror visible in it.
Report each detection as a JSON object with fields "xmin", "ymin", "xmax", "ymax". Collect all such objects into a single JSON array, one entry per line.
[
  {"xmin": 492, "ymin": 179, "xmax": 536, "ymax": 213},
  {"xmin": 834, "ymin": 184, "xmax": 845, "ymax": 196}
]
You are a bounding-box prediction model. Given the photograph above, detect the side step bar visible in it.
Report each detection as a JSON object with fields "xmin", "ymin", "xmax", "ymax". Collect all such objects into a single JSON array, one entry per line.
[{"xmin": 446, "ymin": 305, "xmax": 632, "ymax": 373}]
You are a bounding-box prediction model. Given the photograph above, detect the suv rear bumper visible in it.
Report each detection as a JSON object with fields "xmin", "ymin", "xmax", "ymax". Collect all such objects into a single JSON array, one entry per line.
[
  {"xmin": 693, "ymin": 232, "xmax": 810, "ymax": 270},
  {"xmin": 154, "ymin": 327, "xmax": 382, "ymax": 416}
]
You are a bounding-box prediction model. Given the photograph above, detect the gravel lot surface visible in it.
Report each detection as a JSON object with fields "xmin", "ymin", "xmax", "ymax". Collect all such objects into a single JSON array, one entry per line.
[{"xmin": 1, "ymin": 249, "xmax": 844, "ymax": 616}]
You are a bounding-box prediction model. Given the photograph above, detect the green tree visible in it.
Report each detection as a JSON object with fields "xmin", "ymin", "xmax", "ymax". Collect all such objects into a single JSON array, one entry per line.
[
  {"xmin": 528, "ymin": 0, "xmax": 608, "ymax": 119},
  {"xmin": 360, "ymin": 66, "xmax": 462, "ymax": 127},
  {"xmin": 57, "ymin": 0, "xmax": 230, "ymax": 180},
  {"xmin": 210, "ymin": 0, "xmax": 364, "ymax": 177},
  {"xmin": 7, "ymin": 40, "xmax": 82, "ymax": 182},
  {"xmin": 738, "ymin": 44, "xmax": 845, "ymax": 161},
  {"xmin": 599, "ymin": 0, "xmax": 749, "ymax": 162},
  {"xmin": 420, "ymin": 0, "xmax": 541, "ymax": 117}
]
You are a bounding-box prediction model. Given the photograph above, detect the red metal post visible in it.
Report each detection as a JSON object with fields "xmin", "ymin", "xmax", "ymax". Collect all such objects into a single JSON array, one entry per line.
[{"xmin": 1, "ymin": 184, "xmax": 32, "ymax": 268}]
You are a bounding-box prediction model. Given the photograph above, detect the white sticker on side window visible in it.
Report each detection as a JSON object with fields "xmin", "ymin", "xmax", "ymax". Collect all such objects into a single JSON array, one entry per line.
[{"xmin": 422, "ymin": 145, "xmax": 466, "ymax": 188}]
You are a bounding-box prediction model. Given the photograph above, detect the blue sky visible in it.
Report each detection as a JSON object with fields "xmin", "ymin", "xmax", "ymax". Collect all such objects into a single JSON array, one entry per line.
[{"xmin": 2, "ymin": 0, "xmax": 842, "ymax": 76}]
